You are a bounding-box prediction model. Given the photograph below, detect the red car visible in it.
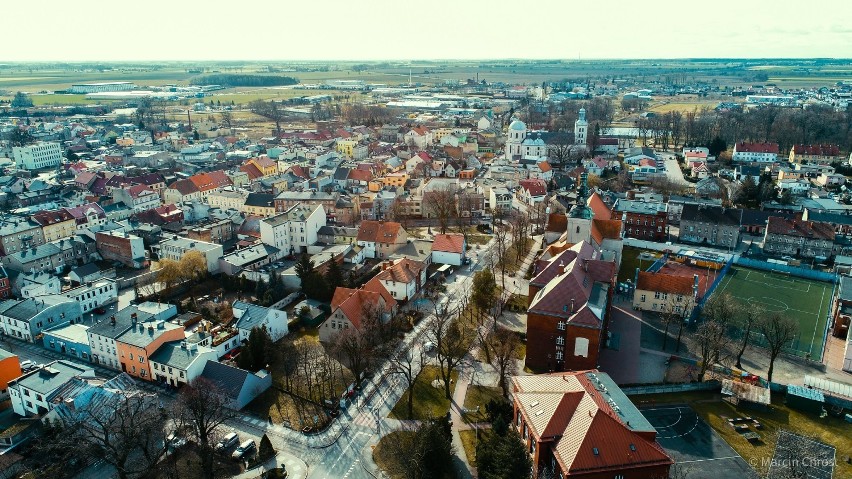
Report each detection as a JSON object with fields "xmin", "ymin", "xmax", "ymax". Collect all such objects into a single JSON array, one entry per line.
[{"xmin": 94, "ymin": 307, "xmax": 107, "ymax": 314}]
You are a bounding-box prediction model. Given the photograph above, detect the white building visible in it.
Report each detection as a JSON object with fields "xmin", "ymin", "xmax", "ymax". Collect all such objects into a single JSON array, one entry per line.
[
  {"xmin": 111, "ymin": 186, "xmax": 162, "ymax": 213},
  {"xmin": 69, "ymin": 82, "xmax": 136, "ymax": 94},
  {"xmin": 155, "ymin": 236, "xmax": 224, "ymax": 274},
  {"xmin": 259, "ymin": 204, "xmax": 326, "ymax": 255},
  {"xmin": 12, "ymin": 142, "xmax": 62, "ymax": 171},
  {"xmin": 732, "ymin": 142, "xmax": 779, "ymax": 163},
  {"xmin": 63, "ymin": 278, "xmax": 118, "ymax": 315},
  {"xmin": 574, "ymin": 108, "xmax": 588, "ymax": 146},
  {"xmin": 149, "ymin": 340, "xmax": 217, "ymax": 388},
  {"xmin": 232, "ymin": 301, "xmax": 289, "ymax": 342},
  {"xmin": 504, "ymin": 119, "xmax": 547, "ymax": 159},
  {"xmin": 8, "ymin": 360, "xmax": 94, "ymax": 416}
]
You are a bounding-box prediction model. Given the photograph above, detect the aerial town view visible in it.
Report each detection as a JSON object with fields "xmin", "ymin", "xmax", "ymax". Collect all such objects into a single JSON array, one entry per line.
[{"xmin": 0, "ymin": 1, "xmax": 851, "ymax": 479}]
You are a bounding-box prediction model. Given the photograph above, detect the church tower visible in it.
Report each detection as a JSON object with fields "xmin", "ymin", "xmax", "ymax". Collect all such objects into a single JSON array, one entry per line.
[
  {"xmin": 506, "ymin": 118, "xmax": 527, "ymax": 159},
  {"xmin": 574, "ymin": 108, "xmax": 588, "ymax": 146},
  {"xmin": 567, "ymin": 172, "xmax": 593, "ymax": 244}
]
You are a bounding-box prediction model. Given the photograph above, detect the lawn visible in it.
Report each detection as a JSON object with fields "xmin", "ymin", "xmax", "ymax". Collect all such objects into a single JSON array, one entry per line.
[
  {"xmin": 373, "ymin": 431, "xmax": 416, "ymax": 479},
  {"xmin": 461, "ymin": 385, "xmax": 503, "ymax": 424},
  {"xmin": 389, "ymin": 365, "xmax": 458, "ymax": 420},
  {"xmin": 629, "ymin": 391, "xmax": 852, "ymax": 478},
  {"xmin": 459, "ymin": 429, "xmax": 493, "ymax": 468},
  {"xmin": 503, "ymin": 238, "xmax": 535, "ymax": 275},
  {"xmin": 648, "ymin": 98, "xmax": 726, "ymax": 114},
  {"xmin": 618, "ymin": 245, "xmax": 662, "ymax": 283},
  {"xmin": 714, "ymin": 266, "xmax": 832, "ymax": 360}
]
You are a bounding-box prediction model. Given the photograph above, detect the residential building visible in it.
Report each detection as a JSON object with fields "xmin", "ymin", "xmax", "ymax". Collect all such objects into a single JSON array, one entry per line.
[
  {"xmin": 526, "ymin": 242, "xmax": 616, "ymax": 372},
  {"xmin": 0, "ymin": 295, "xmax": 82, "ymax": 342},
  {"xmin": 259, "ymin": 204, "xmax": 326, "ymax": 255},
  {"xmin": 207, "ymin": 188, "xmax": 248, "ymax": 211},
  {"xmin": 489, "ymin": 187, "xmax": 513, "ymax": 213},
  {"xmin": 64, "ymin": 203, "xmax": 107, "ymax": 231},
  {"xmin": 232, "ymin": 301, "xmax": 289, "ymax": 342},
  {"xmin": 365, "ymin": 258, "xmax": 426, "ymax": 303},
  {"xmin": 149, "ymin": 340, "xmax": 217, "ymax": 387},
  {"xmin": 12, "ymin": 142, "xmax": 62, "ymax": 170},
  {"xmin": 789, "ymin": 144, "xmax": 843, "ymax": 165},
  {"xmin": 274, "ymin": 191, "xmax": 355, "ymax": 225},
  {"xmin": 219, "ymin": 243, "xmax": 279, "ymax": 275},
  {"xmin": 678, "ymin": 204, "xmax": 741, "ymax": 248},
  {"xmin": 8, "ymin": 360, "xmax": 94, "ymax": 416},
  {"xmin": 319, "ymin": 284, "xmax": 397, "ymax": 343},
  {"xmin": 732, "ymin": 142, "xmax": 779, "ymax": 163},
  {"xmin": 614, "ymin": 200, "xmax": 668, "ymax": 242},
  {"xmin": 633, "ymin": 271, "xmax": 697, "ymax": 316},
  {"xmin": 96, "ymin": 231, "xmax": 147, "ymax": 268},
  {"xmin": 831, "ymin": 275, "xmax": 852, "ymax": 339},
  {"xmin": 62, "ymin": 278, "xmax": 117, "ymax": 314},
  {"xmin": 512, "ymin": 372, "xmax": 672, "ymax": 478},
  {"xmin": 42, "ymin": 323, "xmax": 92, "ymax": 361},
  {"xmin": 31, "ymin": 209, "xmax": 77, "ymax": 242},
  {"xmin": 763, "ymin": 217, "xmax": 835, "ymax": 259},
  {"xmin": 518, "ymin": 178, "xmax": 548, "ymax": 205},
  {"xmin": 112, "ymin": 185, "xmax": 162, "ymax": 213},
  {"xmin": 15, "ymin": 271, "xmax": 61, "ymax": 298},
  {"xmin": 115, "ymin": 316, "xmax": 185, "ymax": 381},
  {"xmin": 0, "ymin": 217, "xmax": 45, "ymax": 256},
  {"xmin": 317, "ymin": 225, "xmax": 359, "ymax": 245},
  {"xmin": 0, "ymin": 348, "xmax": 22, "ymax": 395},
  {"xmin": 242, "ymin": 193, "xmax": 277, "ymax": 217},
  {"xmin": 199, "ymin": 361, "xmax": 271, "ymax": 410},
  {"xmin": 1, "ymin": 243, "xmax": 62, "ymax": 274},
  {"xmin": 356, "ymin": 220, "xmax": 408, "ymax": 259},
  {"xmin": 432, "ymin": 233, "xmax": 466, "ymax": 266},
  {"xmin": 184, "ymin": 218, "xmax": 234, "ymax": 245},
  {"xmin": 155, "ymin": 236, "xmax": 224, "ymax": 273},
  {"xmin": 87, "ymin": 303, "xmax": 177, "ymax": 370}
]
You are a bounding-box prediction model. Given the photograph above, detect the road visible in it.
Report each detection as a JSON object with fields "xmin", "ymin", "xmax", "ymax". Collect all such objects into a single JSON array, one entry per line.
[
  {"xmin": 659, "ymin": 152, "xmax": 688, "ymax": 186},
  {"xmin": 224, "ymin": 237, "xmax": 498, "ymax": 479}
]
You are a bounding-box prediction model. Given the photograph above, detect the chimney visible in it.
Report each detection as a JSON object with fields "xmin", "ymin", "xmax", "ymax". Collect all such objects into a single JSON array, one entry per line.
[
  {"xmin": 131, "ymin": 313, "xmax": 137, "ymax": 325},
  {"xmin": 571, "ymin": 299, "xmax": 575, "ymax": 313}
]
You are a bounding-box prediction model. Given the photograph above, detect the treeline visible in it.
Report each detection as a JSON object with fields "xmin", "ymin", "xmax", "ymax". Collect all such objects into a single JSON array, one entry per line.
[{"xmin": 189, "ymin": 74, "xmax": 299, "ymax": 87}]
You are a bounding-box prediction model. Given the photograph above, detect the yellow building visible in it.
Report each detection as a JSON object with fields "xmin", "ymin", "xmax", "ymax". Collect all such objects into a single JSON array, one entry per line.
[
  {"xmin": 242, "ymin": 193, "xmax": 276, "ymax": 217},
  {"xmin": 116, "ymin": 137, "xmax": 134, "ymax": 147},
  {"xmin": 383, "ymin": 173, "xmax": 409, "ymax": 188},
  {"xmin": 336, "ymin": 140, "xmax": 359, "ymax": 158},
  {"xmin": 247, "ymin": 157, "xmax": 279, "ymax": 177},
  {"xmin": 33, "ymin": 210, "xmax": 77, "ymax": 242}
]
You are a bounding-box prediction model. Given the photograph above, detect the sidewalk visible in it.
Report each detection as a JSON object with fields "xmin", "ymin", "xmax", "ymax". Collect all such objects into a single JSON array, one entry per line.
[{"xmin": 232, "ymin": 451, "xmax": 308, "ymax": 479}]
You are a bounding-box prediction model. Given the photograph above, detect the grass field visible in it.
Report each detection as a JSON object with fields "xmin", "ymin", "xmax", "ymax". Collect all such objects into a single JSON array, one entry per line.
[
  {"xmin": 714, "ymin": 266, "xmax": 831, "ymax": 360},
  {"xmin": 389, "ymin": 365, "xmax": 458, "ymax": 420}
]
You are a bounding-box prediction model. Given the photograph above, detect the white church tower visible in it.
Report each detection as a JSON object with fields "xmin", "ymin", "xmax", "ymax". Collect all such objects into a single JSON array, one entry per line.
[
  {"xmin": 574, "ymin": 108, "xmax": 588, "ymax": 147},
  {"xmin": 505, "ymin": 118, "xmax": 527, "ymax": 159}
]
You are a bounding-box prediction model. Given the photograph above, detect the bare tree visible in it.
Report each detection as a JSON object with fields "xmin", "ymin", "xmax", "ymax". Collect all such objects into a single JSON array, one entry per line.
[
  {"xmin": 488, "ymin": 328, "xmax": 520, "ymax": 397},
  {"xmin": 426, "ymin": 296, "xmax": 473, "ymax": 399},
  {"xmin": 386, "ymin": 345, "xmax": 425, "ymax": 420},
  {"xmin": 757, "ymin": 312, "xmax": 798, "ymax": 383},
  {"xmin": 659, "ymin": 293, "xmax": 694, "ymax": 352},
  {"xmin": 423, "ymin": 186, "xmax": 458, "ymax": 235},
  {"xmin": 669, "ymin": 111, "xmax": 684, "ymax": 148},
  {"xmin": 175, "ymin": 378, "xmax": 238, "ymax": 479},
  {"xmin": 219, "ymin": 109, "xmax": 233, "ymax": 130},
  {"xmin": 492, "ymin": 221, "xmax": 511, "ymax": 291},
  {"xmin": 249, "ymin": 99, "xmax": 287, "ymax": 136},
  {"xmin": 735, "ymin": 302, "xmax": 761, "ymax": 369}
]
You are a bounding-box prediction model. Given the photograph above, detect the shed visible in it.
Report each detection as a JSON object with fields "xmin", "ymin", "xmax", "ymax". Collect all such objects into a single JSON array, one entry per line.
[{"xmin": 785, "ymin": 384, "xmax": 825, "ymax": 414}]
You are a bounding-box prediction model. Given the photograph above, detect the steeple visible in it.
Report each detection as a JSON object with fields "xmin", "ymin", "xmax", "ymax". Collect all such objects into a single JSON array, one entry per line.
[{"xmin": 568, "ymin": 172, "xmax": 593, "ymax": 220}]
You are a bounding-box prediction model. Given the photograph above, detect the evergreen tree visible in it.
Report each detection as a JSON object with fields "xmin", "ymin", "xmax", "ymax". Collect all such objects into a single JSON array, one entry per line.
[
  {"xmin": 476, "ymin": 429, "xmax": 533, "ymax": 479},
  {"xmin": 324, "ymin": 259, "xmax": 344, "ymax": 293},
  {"xmin": 258, "ymin": 434, "xmax": 275, "ymax": 461},
  {"xmin": 237, "ymin": 326, "xmax": 274, "ymax": 372},
  {"xmin": 734, "ymin": 175, "xmax": 759, "ymax": 207}
]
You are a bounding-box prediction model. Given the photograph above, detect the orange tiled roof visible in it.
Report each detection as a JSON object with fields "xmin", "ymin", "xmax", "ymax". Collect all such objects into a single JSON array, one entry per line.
[
  {"xmin": 432, "ymin": 233, "xmax": 465, "ymax": 254},
  {"xmin": 636, "ymin": 271, "xmax": 694, "ymax": 295}
]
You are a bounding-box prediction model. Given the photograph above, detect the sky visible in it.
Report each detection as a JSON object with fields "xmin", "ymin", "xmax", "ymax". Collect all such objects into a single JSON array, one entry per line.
[{"xmin": 4, "ymin": 0, "xmax": 852, "ymax": 62}]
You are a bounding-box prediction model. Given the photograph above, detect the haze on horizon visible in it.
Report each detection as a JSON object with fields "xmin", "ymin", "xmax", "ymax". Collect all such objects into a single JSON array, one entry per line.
[{"xmin": 5, "ymin": 0, "xmax": 852, "ymax": 63}]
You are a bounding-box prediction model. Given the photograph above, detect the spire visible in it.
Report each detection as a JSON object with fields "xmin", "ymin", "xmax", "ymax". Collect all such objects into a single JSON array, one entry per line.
[{"xmin": 568, "ymin": 172, "xmax": 593, "ymax": 219}]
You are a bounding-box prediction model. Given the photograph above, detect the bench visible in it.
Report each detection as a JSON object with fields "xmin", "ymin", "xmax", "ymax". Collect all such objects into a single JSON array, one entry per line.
[{"xmin": 742, "ymin": 432, "xmax": 760, "ymax": 442}]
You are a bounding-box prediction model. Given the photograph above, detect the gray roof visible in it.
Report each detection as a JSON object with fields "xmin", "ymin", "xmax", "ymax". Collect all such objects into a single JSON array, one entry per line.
[
  {"xmin": 159, "ymin": 235, "xmax": 221, "ymax": 253},
  {"xmin": 588, "ymin": 371, "xmax": 656, "ymax": 433},
  {"xmin": 200, "ymin": 361, "xmax": 249, "ymax": 399},
  {"xmin": 0, "ymin": 347, "xmax": 14, "ymax": 361},
  {"xmin": 43, "ymin": 323, "xmax": 90, "ymax": 344},
  {"xmin": 115, "ymin": 319, "xmax": 182, "ymax": 348},
  {"xmin": 88, "ymin": 305, "xmax": 154, "ymax": 339},
  {"xmin": 0, "ymin": 295, "xmax": 75, "ymax": 322},
  {"xmin": 221, "ymin": 244, "xmax": 279, "ymax": 268},
  {"xmin": 233, "ymin": 301, "xmax": 274, "ymax": 331},
  {"xmin": 0, "ymin": 216, "xmax": 40, "ymax": 236},
  {"xmin": 71, "ymin": 263, "xmax": 101, "ymax": 277},
  {"xmin": 614, "ymin": 199, "xmax": 666, "ymax": 215},
  {"xmin": 244, "ymin": 193, "xmax": 275, "ymax": 208},
  {"xmin": 5, "ymin": 243, "xmax": 61, "ymax": 263},
  {"xmin": 839, "ymin": 275, "xmax": 852, "ymax": 302},
  {"xmin": 149, "ymin": 341, "xmax": 210, "ymax": 370},
  {"xmin": 275, "ymin": 190, "xmax": 337, "ymax": 201},
  {"xmin": 11, "ymin": 360, "xmax": 90, "ymax": 395}
]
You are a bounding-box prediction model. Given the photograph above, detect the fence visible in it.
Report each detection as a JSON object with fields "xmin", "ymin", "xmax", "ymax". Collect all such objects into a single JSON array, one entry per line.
[
  {"xmin": 621, "ymin": 380, "xmax": 721, "ymax": 396},
  {"xmin": 688, "ymin": 255, "xmax": 735, "ymax": 322},
  {"xmin": 734, "ymin": 257, "xmax": 838, "ymax": 283},
  {"xmin": 646, "ymin": 252, "xmax": 669, "ymax": 273}
]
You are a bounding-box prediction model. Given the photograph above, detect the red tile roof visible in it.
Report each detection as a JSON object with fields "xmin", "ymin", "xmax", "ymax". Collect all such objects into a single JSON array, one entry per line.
[
  {"xmin": 587, "ymin": 193, "xmax": 611, "ymax": 220},
  {"xmin": 735, "ymin": 142, "xmax": 779, "ymax": 154},
  {"xmin": 766, "ymin": 217, "xmax": 835, "ymax": 240},
  {"xmin": 590, "ymin": 219, "xmax": 622, "ymax": 245},
  {"xmin": 791, "ymin": 144, "xmax": 841, "ymax": 156},
  {"xmin": 547, "ymin": 213, "xmax": 568, "ymax": 233},
  {"xmin": 636, "ymin": 271, "xmax": 694, "ymax": 295},
  {"xmin": 347, "ymin": 169, "xmax": 373, "ymax": 182},
  {"xmin": 373, "ymin": 258, "xmax": 425, "ymax": 284},
  {"xmin": 169, "ymin": 178, "xmax": 200, "ymax": 196},
  {"xmin": 520, "ymin": 178, "xmax": 548, "ymax": 197},
  {"xmin": 538, "ymin": 161, "xmax": 552, "ymax": 172},
  {"xmin": 433, "ymin": 233, "xmax": 465, "ymax": 254},
  {"xmin": 331, "ymin": 285, "xmax": 395, "ymax": 328},
  {"xmin": 32, "ymin": 209, "xmax": 75, "ymax": 226},
  {"xmin": 239, "ymin": 162, "xmax": 264, "ymax": 180},
  {"xmin": 356, "ymin": 220, "xmax": 403, "ymax": 244}
]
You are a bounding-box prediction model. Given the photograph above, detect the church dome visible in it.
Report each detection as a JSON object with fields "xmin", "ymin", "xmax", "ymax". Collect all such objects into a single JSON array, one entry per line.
[{"xmin": 509, "ymin": 119, "xmax": 527, "ymax": 131}]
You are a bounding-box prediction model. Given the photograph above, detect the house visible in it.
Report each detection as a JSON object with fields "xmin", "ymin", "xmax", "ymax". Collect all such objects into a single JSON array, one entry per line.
[
  {"xmin": 149, "ymin": 340, "xmax": 217, "ymax": 387},
  {"xmin": 62, "ymin": 278, "xmax": 117, "ymax": 314},
  {"xmin": 512, "ymin": 371, "xmax": 672, "ymax": 478},
  {"xmin": 155, "ymin": 236, "xmax": 224, "ymax": 274},
  {"xmin": 364, "ymin": 258, "xmax": 427, "ymax": 303},
  {"xmin": 633, "ymin": 271, "xmax": 697, "ymax": 316},
  {"xmin": 319, "ymin": 284, "xmax": 397, "ymax": 343},
  {"xmin": 404, "ymin": 126, "xmax": 433, "ymax": 150},
  {"xmin": 112, "ymin": 185, "xmax": 162, "ymax": 213},
  {"xmin": 763, "ymin": 217, "xmax": 835, "ymax": 259},
  {"xmin": 42, "ymin": 323, "xmax": 92, "ymax": 361},
  {"xmin": 114, "ymin": 315, "xmax": 185, "ymax": 381},
  {"xmin": 679, "ymin": 204, "xmax": 741, "ymax": 248},
  {"xmin": 64, "ymin": 203, "xmax": 107, "ymax": 231},
  {"xmin": 259, "ymin": 203, "xmax": 326, "ymax": 255},
  {"xmin": 789, "ymin": 144, "xmax": 843, "ymax": 165},
  {"xmin": 526, "ymin": 242, "xmax": 616, "ymax": 372},
  {"xmin": 489, "ymin": 187, "xmax": 513, "ymax": 213},
  {"xmin": 199, "ymin": 361, "xmax": 271, "ymax": 410},
  {"xmin": 0, "ymin": 295, "xmax": 83, "ymax": 342},
  {"xmin": 624, "ymin": 147, "xmax": 657, "ymax": 165},
  {"xmin": 614, "ymin": 200, "xmax": 667, "ymax": 242},
  {"xmin": 232, "ymin": 301, "xmax": 289, "ymax": 343},
  {"xmin": 0, "ymin": 217, "xmax": 45, "ymax": 256},
  {"xmin": 242, "ymin": 192, "xmax": 277, "ymax": 218},
  {"xmin": 219, "ymin": 243, "xmax": 279, "ymax": 275},
  {"xmin": 356, "ymin": 220, "xmax": 408, "ymax": 259},
  {"xmin": 14, "ymin": 271, "xmax": 61, "ymax": 298},
  {"xmin": 732, "ymin": 142, "xmax": 779, "ymax": 163},
  {"xmin": 208, "ymin": 188, "xmax": 249, "ymax": 211},
  {"xmin": 0, "ymin": 347, "xmax": 22, "ymax": 395},
  {"xmin": 87, "ymin": 303, "xmax": 177, "ymax": 370},
  {"xmin": 518, "ymin": 179, "xmax": 548, "ymax": 205},
  {"xmin": 432, "ymin": 233, "xmax": 466, "ymax": 266},
  {"xmin": 31, "ymin": 209, "xmax": 77, "ymax": 242},
  {"xmin": 8, "ymin": 360, "xmax": 95, "ymax": 416}
]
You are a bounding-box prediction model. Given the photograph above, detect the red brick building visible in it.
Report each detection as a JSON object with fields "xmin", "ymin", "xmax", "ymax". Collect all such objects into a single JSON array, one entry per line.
[
  {"xmin": 614, "ymin": 199, "xmax": 668, "ymax": 242},
  {"xmin": 526, "ymin": 241, "xmax": 616, "ymax": 372},
  {"xmin": 513, "ymin": 371, "xmax": 672, "ymax": 478}
]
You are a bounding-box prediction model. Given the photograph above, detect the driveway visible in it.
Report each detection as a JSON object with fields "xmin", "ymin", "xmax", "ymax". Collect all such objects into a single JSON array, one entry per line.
[{"xmin": 663, "ymin": 156, "xmax": 688, "ymax": 186}]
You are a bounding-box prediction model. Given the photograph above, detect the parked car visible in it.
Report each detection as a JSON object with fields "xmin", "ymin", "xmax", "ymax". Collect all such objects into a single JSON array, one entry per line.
[
  {"xmin": 166, "ymin": 433, "xmax": 187, "ymax": 450},
  {"xmin": 216, "ymin": 432, "xmax": 240, "ymax": 453},
  {"xmin": 232, "ymin": 440, "xmax": 256, "ymax": 460},
  {"xmin": 20, "ymin": 360, "xmax": 35, "ymax": 371},
  {"xmin": 93, "ymin": 307, "xmax": 107, "ymax": 314},
  {"xmin": 423, "ymin": 341, "xmax": 436, "ymax": 353}
]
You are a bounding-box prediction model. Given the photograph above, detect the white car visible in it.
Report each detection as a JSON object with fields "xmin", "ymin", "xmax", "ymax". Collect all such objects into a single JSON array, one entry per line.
[{"xmin": 20, "ymin": 360, "xmax": 35, "ymax": 371}]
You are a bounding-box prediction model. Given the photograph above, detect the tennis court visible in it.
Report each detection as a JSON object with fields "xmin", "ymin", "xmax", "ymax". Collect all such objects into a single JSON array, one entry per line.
[{"xmin": 714, "ymin": 266, "xmax": 832, "ymax": 360}]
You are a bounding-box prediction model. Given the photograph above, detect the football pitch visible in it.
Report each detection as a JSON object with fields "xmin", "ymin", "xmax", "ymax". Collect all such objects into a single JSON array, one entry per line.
[{"xmin": 714, "ymin": 266, "xmax": 832, "ymax": 361}]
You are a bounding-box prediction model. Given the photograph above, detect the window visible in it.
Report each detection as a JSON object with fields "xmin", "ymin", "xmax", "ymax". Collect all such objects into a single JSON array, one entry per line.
[
  {"xmin": 574, "ymin": 338, "xmax": 590, "ymax": 358},
  {"xmin": 640, "ymin": 294, "xmax": 646, "ymax": 302},
  {"xmin": 555, "ymin": 350, "xmax": 563, "ymax": 360},
  {"xmin": 557, "ymin": 321, "xmax": 565, "ymax": 330}
]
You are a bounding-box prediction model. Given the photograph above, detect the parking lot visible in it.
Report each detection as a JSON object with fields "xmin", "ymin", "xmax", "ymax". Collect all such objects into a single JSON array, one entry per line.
[{"xmin": 640, "ymin": 405, "xmax": 757, "ymax": 479}]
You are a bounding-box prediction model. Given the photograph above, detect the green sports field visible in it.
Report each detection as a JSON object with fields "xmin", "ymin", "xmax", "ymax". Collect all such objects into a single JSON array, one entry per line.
[{"xmin": 714, "ymin": 266, "xmax": 832, "ymax": 361}]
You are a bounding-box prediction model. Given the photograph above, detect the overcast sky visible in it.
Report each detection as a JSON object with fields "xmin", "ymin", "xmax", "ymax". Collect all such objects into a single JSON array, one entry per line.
[{"xmin": 4, "ymin": 0, "xmax": 851, "ymax": 62}]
